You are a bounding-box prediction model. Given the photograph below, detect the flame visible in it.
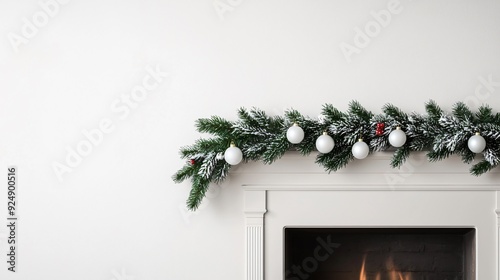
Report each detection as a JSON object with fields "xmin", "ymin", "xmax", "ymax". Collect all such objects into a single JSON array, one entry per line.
[
  {"xmin": 359, "ymin": 255, "xmax": 367, "ymax": 280},
  {"xmin": 358, "ymin": 255, "xmax": 411, "ymax": 280}
]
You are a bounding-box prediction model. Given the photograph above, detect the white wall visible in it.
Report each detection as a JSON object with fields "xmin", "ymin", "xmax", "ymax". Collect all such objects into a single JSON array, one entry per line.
[{"xmin": 0, "ymin": 0, "xmax": 499, "ymax": 279}]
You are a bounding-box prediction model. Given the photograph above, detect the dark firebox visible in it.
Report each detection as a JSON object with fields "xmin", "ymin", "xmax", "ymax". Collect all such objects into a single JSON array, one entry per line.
[{"xmin": 284, "ymin": 228, "xmax": 475, "ymax": 280}]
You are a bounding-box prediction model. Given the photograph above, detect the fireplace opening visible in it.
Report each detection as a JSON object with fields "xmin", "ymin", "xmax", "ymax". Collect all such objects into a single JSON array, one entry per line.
[{"xmin": 284, "ymin": 228, "xmax": 475, "ymax": 280}]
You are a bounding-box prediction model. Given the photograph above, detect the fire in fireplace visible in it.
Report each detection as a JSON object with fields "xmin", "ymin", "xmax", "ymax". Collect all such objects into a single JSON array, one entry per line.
[
  {"xmin": 284, "ymin": 228, "xmax": 475, "ymax": 280},
  {"xmin": 359, "ymin": 255, "xmax": 411, "ymax": 280}
]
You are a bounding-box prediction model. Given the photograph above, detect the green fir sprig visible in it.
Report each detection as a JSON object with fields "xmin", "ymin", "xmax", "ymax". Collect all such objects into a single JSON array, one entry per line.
[{"xmin": 173, "ymin": 100, "xmax": 500, "ymax": 210}]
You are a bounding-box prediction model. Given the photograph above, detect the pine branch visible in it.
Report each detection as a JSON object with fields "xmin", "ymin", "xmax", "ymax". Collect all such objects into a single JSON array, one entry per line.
[
  {"xmin": 470, "ymin": 160, "xmax": 496, "ymax": 176},
  {"xmin": 476, "ymin": 105, "xmax": 494, "ymax": 123},
  {"xmin": 425, "ymin": 100, "xmax": 443, "ymax": 123},
  {"xmin": 237, "ymin": 107, "xmax": 259, "ymax": 127},
  {"xmin": 322, "ymin": 104, "xmax": 344, "ymax": 122},
  {"xmin": 285, "ymin": 108, "xmax": 304, "ymax": 124},
  {"xmin": 186, "ymin": 176, "xmax": 210, "ymax": 210},
  {"xmin": 249, "ymin": 107, "xmax": 272, "ymax": 126},
  {"xmin": 198, "ymin": 152, "xmax": 218, "ymax": 179},
  {"xmin": 391, "ymin": 145, "xmax": 410, "ymax": 168},
  {"xmin": 369, "ymin": 114, "xmax": 391, "ymax": 151},
  {"xmin": 268, "ymin": 115, "xmax": 285, "ymax": 132},
  {"xmin": 348, "ymin": 100, "xmax": 373, "ymax": 121},
  {"xmin": 452, "ymin": 102, "xmax": 474, "ymax": 122},
  {"xmin": 383, "ymin": 103, "xmax": 408, "ymax": 125},
  {"xmin": 241, "ymin": 142, "xmax": 268, "ymax": 161},
  {"xmin": 262, "ymin": 134, "xmax": 290, "ymax": 164},
  {"xmin": 406, "ymin": 113, "xmax": 432, "ymax": 151},
  {"xmin": 317, "ymin": 146, "xmax": 353, "ymax": 172},
  {"xmin": 172, "ymin": 164, "xmax": 197, "ymax": 183},
  {"xmin": 370, "ymin": 136, "xmax": 389, "ymax": 152},
  {"xmin": 484, "ymin": 148, "xmax": 500, "ymax": 166},
  {"xmin": 408, "ymin": 137, "xmax": 428, "ymax": 151},
  {"xmin": 331, "ymin": 103, "xmax": 373, "ymax": 146},
  {"xmin": 495, "ymin": 112, "xmax": 500, "ymax": 123},
  {"xmin": 194, "ymin": 138, "xmax": 228, "ymax": 153},
  {"xmin": 179, "ymin": 145, "xmax": 202, "ymax": 159},
  {"xmin": 297, "ymin": 118, "xmax": 323, "ymax": 155},
  {"xmin": 458, "ymin": 145, "xmax": 475, "ymax": 164},
  {"xmin": 196, "ymin": 116, "xmax": 233, "ymax": 137},
  {"xmin": 427, "ymin": 149, "xmax": 453, "ymax": 162},
  {"xmin": 174, "ymin": 100, "xmax": 500, "ymax": 211},
  {"xmin": 211, "ymin": 160, "xmax": 230, "ymax": 184},
  {"xmin": 481, "ymin": 124, "xmax": 500, "ymax": 140},
  {"xmin": 284, "ymin": 109, "xmax": 323, "ymax": 155}
]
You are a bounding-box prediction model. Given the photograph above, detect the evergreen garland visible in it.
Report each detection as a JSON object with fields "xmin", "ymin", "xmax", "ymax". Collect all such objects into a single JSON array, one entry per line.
[{"xmin": 173, "ymin": 101, "xmax": 500, "ymax": 210}]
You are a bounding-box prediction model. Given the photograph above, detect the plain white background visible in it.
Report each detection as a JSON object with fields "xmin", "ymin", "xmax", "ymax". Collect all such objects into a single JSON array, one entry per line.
[{"xmin": 1, "ymin": 0, "xmax": 500, "ymax": 279}]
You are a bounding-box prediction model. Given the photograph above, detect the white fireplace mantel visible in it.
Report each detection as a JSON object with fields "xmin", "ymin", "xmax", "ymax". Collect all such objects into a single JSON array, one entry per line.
[{"xmin": 237, "ymin": 152, "xmax": 500, "ymax": 280}]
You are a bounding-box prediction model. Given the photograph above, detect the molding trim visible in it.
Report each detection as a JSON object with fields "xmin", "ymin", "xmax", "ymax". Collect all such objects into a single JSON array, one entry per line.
[
  {"xmin": 243, "ymin": 184, "xmax": 500, "ymax": 191},
  {"xmin": 244, "ymin": 190, "xmax": 267, "ymax": 280},
  {"xmin": 496, "ymin": 191, "xmax": 500, "ymax": 280}
]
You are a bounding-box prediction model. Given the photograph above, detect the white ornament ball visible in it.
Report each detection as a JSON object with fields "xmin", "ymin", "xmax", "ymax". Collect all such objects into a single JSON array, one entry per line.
[
  {"xmin": 388, "ymin": 127, "xmax": 407, "ymax": 148},
  {"xmin": 224, "ymin": 144, "xmax": 243, "ymax": 165},
  {"xmin": 352, "ymin": 139, "xmax": 369, "ymax": 159},
  {"xmin": 315, "ymin": 133, "xmax": 335, "ymax": 154},
  {"xmin": 287, "ymin": 124, "xmax": 304, "ymax": 144},
  {"xmin": 468, "ymin": 133, "xmax": 486, "ymax": 154}
]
